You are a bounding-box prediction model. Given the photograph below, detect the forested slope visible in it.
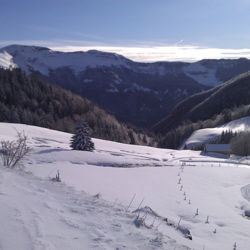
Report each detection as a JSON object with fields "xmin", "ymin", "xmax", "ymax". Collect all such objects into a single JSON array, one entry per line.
[{"xmin": 0, "ymin": 68, "xmax": 154, "ymax": 145}]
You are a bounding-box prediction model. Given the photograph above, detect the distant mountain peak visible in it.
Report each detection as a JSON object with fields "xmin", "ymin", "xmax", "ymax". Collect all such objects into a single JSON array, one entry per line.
[
  {"xmin": 0, "ymin": 44, "xmax": 131, "ymax": 76},
  {"xmin": 1, "ymin": 44, "xmax": 51, "ymax": 53}
]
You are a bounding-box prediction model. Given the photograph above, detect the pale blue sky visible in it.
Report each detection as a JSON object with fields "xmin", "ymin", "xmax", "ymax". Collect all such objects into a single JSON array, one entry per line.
[{"xmin": 1, "ymin": 0, "xmax": 250, "ymax": 61}]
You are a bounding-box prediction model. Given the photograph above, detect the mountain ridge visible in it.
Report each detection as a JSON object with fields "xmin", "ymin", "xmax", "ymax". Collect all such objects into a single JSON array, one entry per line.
[
  {"xmin": 1, "ymin": 44, "xmax": 250, "ymax": 128},
  {"xmin": 2, "ymin": 44, "xmax": 250, "ymax": 87}
]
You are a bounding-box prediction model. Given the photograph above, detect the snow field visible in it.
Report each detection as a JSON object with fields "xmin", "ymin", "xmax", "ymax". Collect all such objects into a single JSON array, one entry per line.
[
  {"xmin": 0, "ymin": 123, "xmax": 250, "ymax": 249},
  {"xmin": 0, "ymin": 167, "xmax": 189, "ymax": 250}
]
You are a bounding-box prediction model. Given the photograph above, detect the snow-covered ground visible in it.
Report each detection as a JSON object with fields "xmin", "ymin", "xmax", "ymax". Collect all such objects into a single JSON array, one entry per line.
[
  {"xmin": 183, "ymin": 116, "xmax": 250, "ymax": 149},
  {"xmin": 1, "ymin": 123, "xmax": 250, "ymax": 250}
]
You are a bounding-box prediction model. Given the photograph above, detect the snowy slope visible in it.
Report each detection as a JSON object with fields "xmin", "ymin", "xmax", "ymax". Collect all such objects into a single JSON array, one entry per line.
[
  {"xmin": 183, "ymin": 116, "xmax": 250, "ymax": 149},
  {"xmin": 0, "ymin": 51, "xmax": 17, "ymax": 69},
  {"xmin": 1, "ymin": 123, "xmax": 250, "ymax": 250},
  {"xmin": 0, "ymin": 167, "xmax": 188, "ymax": 250}
]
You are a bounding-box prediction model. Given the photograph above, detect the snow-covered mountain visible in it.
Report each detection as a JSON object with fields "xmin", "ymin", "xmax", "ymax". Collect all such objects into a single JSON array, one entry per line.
[
  {"xmin": 1, "ymin": 45, "xmax": 250, "ymax": 87},
  {"xmin": 1, "ymin": 44, "xmax": 250, "ymax": 127},
  {"xmin": 1, "ymin": 122, "xmax": 250, "ymax": 249},
  {"xmin": 0, "ymin": 45, "xmax": 131, "ymax": 76}
]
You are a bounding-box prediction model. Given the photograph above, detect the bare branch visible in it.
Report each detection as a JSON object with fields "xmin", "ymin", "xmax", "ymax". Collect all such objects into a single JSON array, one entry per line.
[{"xmin": 0, "ymin": 131, "xmax": 31, "ymax": 169}]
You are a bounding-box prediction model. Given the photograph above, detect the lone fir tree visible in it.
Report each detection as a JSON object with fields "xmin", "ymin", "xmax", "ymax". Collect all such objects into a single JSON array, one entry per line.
[{"xmin": 70, "ymin": 121, "xmax": 95, "ymax": 151}]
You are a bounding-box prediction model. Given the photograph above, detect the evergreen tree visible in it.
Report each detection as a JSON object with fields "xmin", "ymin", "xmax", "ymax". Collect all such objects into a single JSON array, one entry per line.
[
  {"xmin": 230, "ymin": 132, "xmax": 250, "ymax": 156},
  {"xmin": 70, "ymin": 121, "xmax": 95, "ymax": 151},
  {"xmin": 10, "ymin": 106, "xmax": 20, "ymax": 123}
]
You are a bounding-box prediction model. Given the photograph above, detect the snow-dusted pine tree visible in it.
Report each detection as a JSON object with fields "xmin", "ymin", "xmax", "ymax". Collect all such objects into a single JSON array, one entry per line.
[{"xmin": 70, "ymin": 121, "xmax": 95, "ymax": 151}]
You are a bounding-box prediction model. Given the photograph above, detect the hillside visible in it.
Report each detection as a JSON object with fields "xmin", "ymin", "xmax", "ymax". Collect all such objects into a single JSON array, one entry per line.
[
  {"xmin": 1, "ymin": 167, "xmax": 181, "ymax": 250},
  {"xmin": 183, "ymin": 116, "xmax": 250, "ymax": 149},
  {"xmin": 1, "ymin": 123, "xmax": 250, "ymax": 249},
  {"xmin": 153, "ymin": 71, "xmax": 250, "ymax": 134},
  {"xmin": 0, "ymin": 68, "xmax": 154, "ymax": 145}
]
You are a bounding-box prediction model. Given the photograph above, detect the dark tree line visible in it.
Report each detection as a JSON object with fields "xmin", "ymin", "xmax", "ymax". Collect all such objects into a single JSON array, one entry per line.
[
  {"xmin": 0, "ymin": 68, "xmax": 155, "ymax": 146},
  {"xmin": 211, "ymin": 130, "xmax": 237, "ymax": 144},
  {"xmin": 230, "ymin": 132, "xmax": 250, "ymax": 156}
]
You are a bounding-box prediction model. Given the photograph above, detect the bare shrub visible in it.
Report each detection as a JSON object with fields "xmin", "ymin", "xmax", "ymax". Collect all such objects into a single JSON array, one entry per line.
[
  {"xmin": 0, "ymin": 131, "xmax": 31, "ymax": 168},
  {"xmin": 51, "ymin": 170, "xmax": 61, "ymax": 182}
]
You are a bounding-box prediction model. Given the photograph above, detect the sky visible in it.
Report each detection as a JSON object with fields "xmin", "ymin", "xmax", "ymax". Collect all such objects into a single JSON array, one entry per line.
[{"xmin": 1, "ymin": 0, "xmax": 250, "ymax": 62}]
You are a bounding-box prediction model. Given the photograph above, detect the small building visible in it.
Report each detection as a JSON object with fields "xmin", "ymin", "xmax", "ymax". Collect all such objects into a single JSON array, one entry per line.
[{"xmin": 204, "ymin": 144, "xmax": 231, "ymax": 156}]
